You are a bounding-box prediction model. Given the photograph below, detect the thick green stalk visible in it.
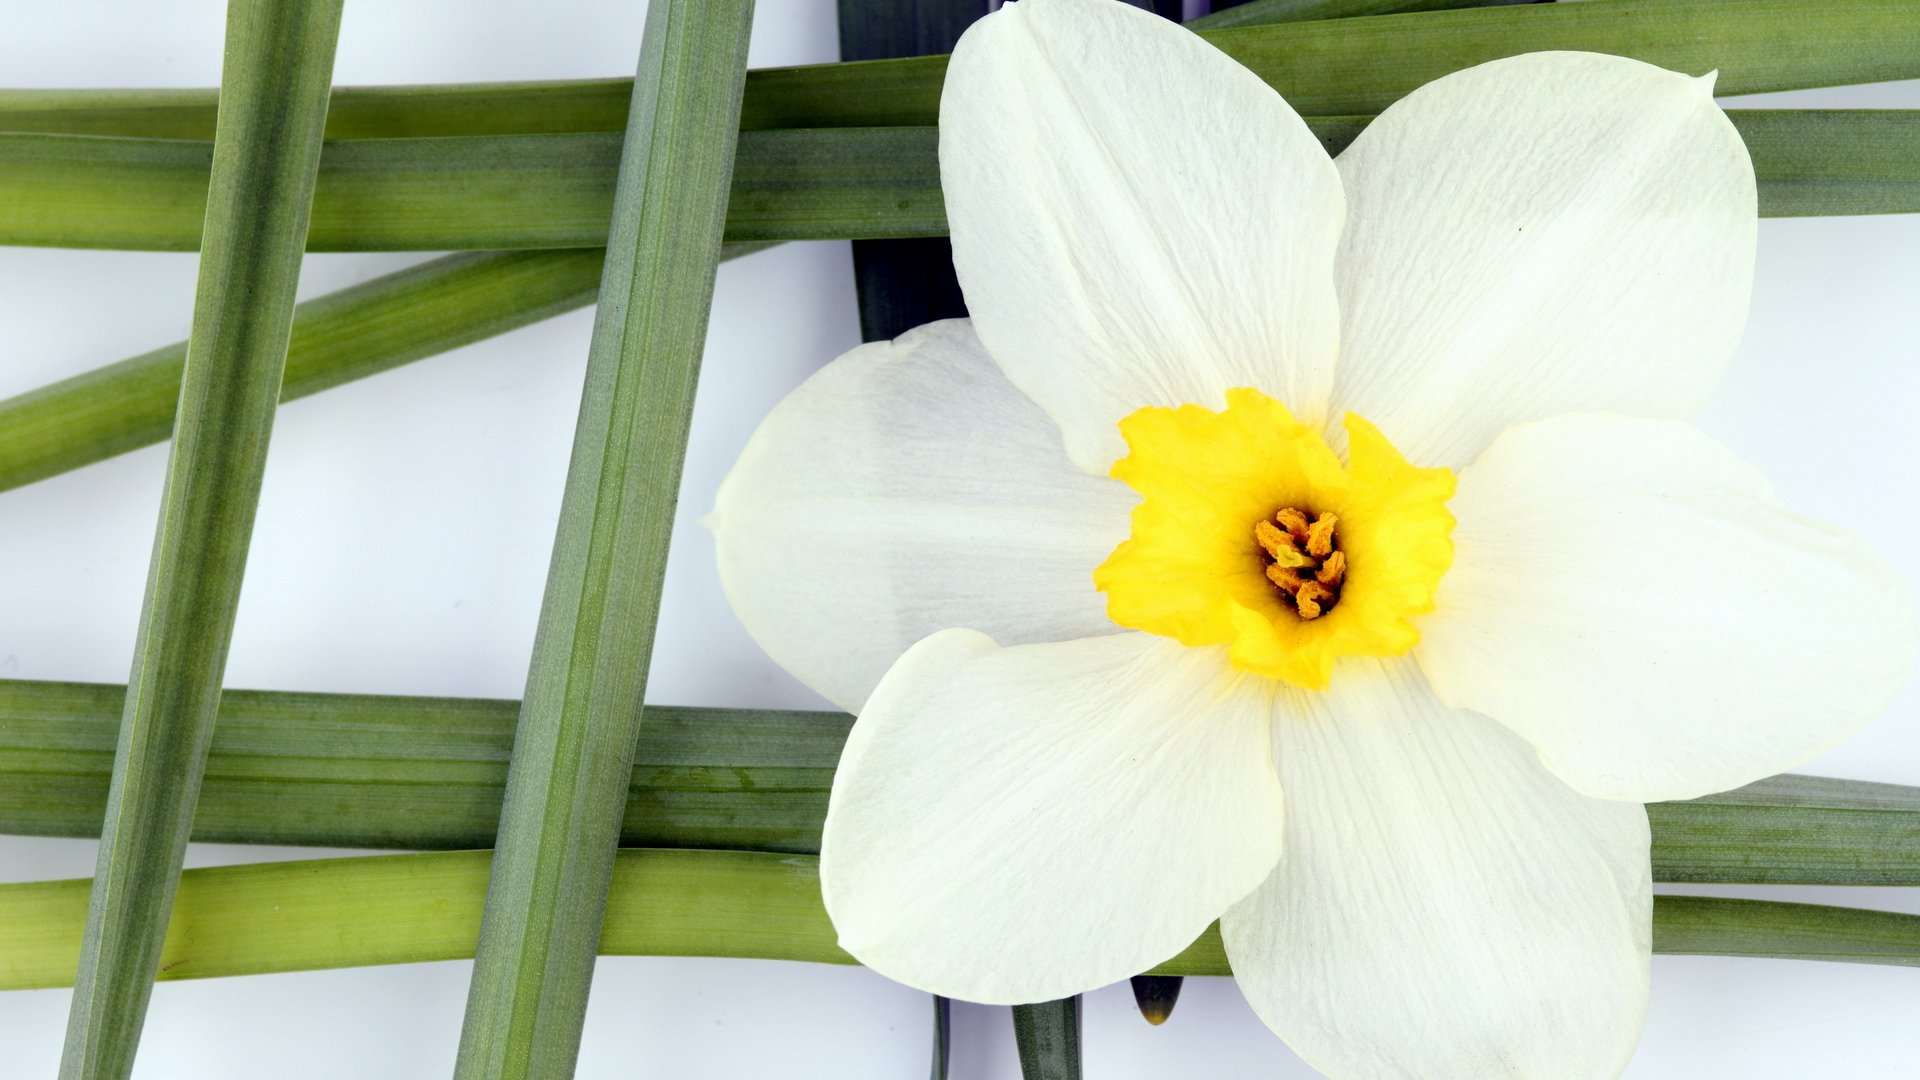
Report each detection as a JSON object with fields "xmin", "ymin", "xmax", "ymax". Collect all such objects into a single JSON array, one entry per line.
[
  {"xmin": 454, "ymin": 3, "xmax": 756, "ymax": 1078},
  {"xmin": 1649, "ymin": 774, "xmax": 1920, "ymax": 886},
  {"xmin": 0, "ymin": 82, "xmax": 635, "ymax": 141},
  {"xmin": 0, "ymin": 244, "xmax": 769, "ymax": 495},
  {"xmin": 1187, "ymin": 0, "xmax": 1535, "ymax": 28},
  {"xmin": 4, "ymin": 679, "xmax": 1920, "ymax": 886},
  {"xmin": 835, "ymin": 0, "xmax": 982, "ymax": 343},
  {"xmin": 0, "ymin": 127, "xmax": 944, "ymax": 250},
  {"xmin": 5, "ymin": 0, "xmax": 1913, "ymax": 139},
  {"xmin": 1013, "ymin": 998, "xmax": 1083, "ymax": 1080},
  {"xmin": 0, "ymin": 250, "xmax": 599, "ymax": 492},
  {"xmin": 0, "ymin": 681, "xmax": 845, "ymax": 853},
  {"xmin": 743, "ymin": 0, "xmax": 1920, "ymax": 128},
  {"xmin": 1145, "ymin": 893, "xmax": 1920, "ymax": 974},
  {"xmin": 2, "ymin": 110, "xmax": 1912, "ymax": 254},
  {"xmin": 1734, "ymin": 110, "xmax": 1920, "ymax": 217},
  {"xmin": 58, "ymin": 3, "xmax": 342, "ymax": 1079},
  {"xmin": 930, "ymin": 996, "xmax": 952, "ymax": 1080},
  {"xmin": 1, "ymin": 850, "xmax": 1916, "ymax": 992}
]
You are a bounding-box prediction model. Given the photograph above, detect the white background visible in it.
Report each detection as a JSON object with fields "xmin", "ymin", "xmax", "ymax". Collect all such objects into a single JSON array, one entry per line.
[{"xmin": 2, "ymin": 1, "xmax": 1918, "ymax": 1076}]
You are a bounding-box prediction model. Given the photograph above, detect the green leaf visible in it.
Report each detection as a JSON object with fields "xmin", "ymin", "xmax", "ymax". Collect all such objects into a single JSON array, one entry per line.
[
  {"xmin": 0, "ymin": 681, "xmax": 846, "ymax": 853},
  {"xmin": 5, "ymin": 679, "xmax": 1920, "ymax": 886},
  {"xmin": 1013, "ymin": 998, "xmax": 1083, "ymax": 1080},
  {"xmin": 452, "ymin": 3, "xmax": 756, "ymax": 1078},
  {"xmin": 1147, "ymin": 895, "xmax": 1920, "ymax": 974},
  {"xmin": 0, "ymin": 81, "xmax": 634, "ymax": 140},
  {"xmin": 9, "ymin": 0, "xmax": 1911, "ymax": 139},
  {"xmin": 0, "ymin": 127, "xmax": 942, "ymax": 250},
  {"xmin": 1187, "ymin": 0, "xmax": 1537, "ymax": 28},
  {"xmin": 930, "ymin": 996, "xmax": 952, "ymax": 1080},
  {"xmin": 0, "ymin": 251, "xmax": 595, "ymax": 491},
  {"xmin": 2, "ymin": 109, "xmax": 1912, "ymax": 254},
  {"xmin": 56, "ymin": 3, "xmax": 343, "ymax": 1078},
  {"xmin": 0, "ymin": 849, "xmax": 1915, "ymax": 992},
  {"xmin": 0, "ymin": 244, "xmax": 769, "ymax": 495},
  {"xmin": 1648, "ymin": 774, "xmax": 1920, "ymax": 886},
  {"xmin": 1651, "ymin": 895, "xmax": 1920, "ymax": 966},
  {"xmin": 1733, "ymin": 110, "xmax": 1920, "ymax": 217},
  {"xmin": 835, "ymin": 0, "xmax": 982, "ymax": 342},
  {"xmin": 741, "ymin": 0, "xmax": 1920, "ymax": 129}
]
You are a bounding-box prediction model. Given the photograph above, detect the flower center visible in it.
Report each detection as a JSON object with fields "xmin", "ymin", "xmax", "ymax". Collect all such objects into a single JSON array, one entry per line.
[
  {"xmin": 1092, "ymin": 387, "xmax": 1457, "ymax": 689},
  {"xmin": 1255, "ymin": 508, "xmax": 1345, "ymax": 619}
]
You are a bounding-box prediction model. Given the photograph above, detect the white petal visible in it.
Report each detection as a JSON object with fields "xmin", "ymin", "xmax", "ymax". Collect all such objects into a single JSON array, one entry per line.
[
  {"xmin": 1418, "ymin": 413, "xmax": 1918, "ymax": 803},
  {"xmin": 1223, "ymin": 658, "xmax": 1651, "ymax": 1080},
  {"xmin": 710, "ymin": 319, "xmax": 1134, "ymax": 712},
  {"xmin": 942, "ymin": 0, "xmax": 1344, "ymax": 473},
  {"xmin": 822, "ymin": 630, "xmax": 1285, "ymax": 1004},
  {"xmin": 1330, "ymin": 52, "xmax": 1757, "ymax": 468}
]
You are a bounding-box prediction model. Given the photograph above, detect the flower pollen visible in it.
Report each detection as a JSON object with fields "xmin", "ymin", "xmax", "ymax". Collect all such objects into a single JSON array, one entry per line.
[{"xmin": 1256, "ymin": 509, "xmax": 1345, "ymax": 619}]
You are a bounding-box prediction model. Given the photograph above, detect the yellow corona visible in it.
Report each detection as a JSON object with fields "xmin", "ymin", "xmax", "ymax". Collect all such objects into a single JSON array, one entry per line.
[{"xmin": 1094, "ymin": 388, "xmax": 1456, "ymax": 689}]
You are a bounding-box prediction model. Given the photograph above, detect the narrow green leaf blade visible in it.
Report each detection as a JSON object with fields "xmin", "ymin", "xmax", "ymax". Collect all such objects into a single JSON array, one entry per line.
[
  {"xmin": 835, "ymin": 0, "xmax": 983, "ymax": 342},
  {"xmin": 739, "ymin": 0, "xmax": 1920, "ymax": 129},
  {"xmin": 0, "ymin": 250, "xmax": 601, "ymax": 492},
  {"xmin": 0, "ymin": 244, "xmax": 769, "ymax": 495},
  {"xmin": 5, "ymin": 0, "xmax": 1915, "ymax": 140},
  {"xmin": 0, "ymin": 81, "xmax": 634, "ymax": 140},
  {"xmin": 1652, "ymin": 895, "xmax": 1920, "ymax": 966},
  {"xmin": 5, "ymin": 680, "xmax": 1920, "ymax": 885},
  {"xmin": 1188, "ymin": 0, "xmax": 1538, "ymax": 29},
  {"xmin": 0, "ymin": 0, "xmax": 1493, "ymax": 142},
  {"xmin": 0, "ymin": 682, "xmax": 849, "ymax": 853},
  {"xmin": 1734, "ymin": 109, "xmax": 1920, "ymax": 217},
  {"xmin": 931, "ymin": 995, "xmax": 952, "ymax": 1080},
  {"xmin": 1648, "ymin": 774, "xmax": 1920, "ymax": 885},
  {"xmin": 56, "ymin": 2, "xmax": 343, "ymax": 1078},
  {"xmin": 1013, "ymin": 998, "xmax": 1083, "ymax": 1080},
  {"xmin": 1, "ymin": 108, "xmax": 1913, "ymax": 254},
  {"xmin": 1149, "ymin": 895, "xmax": 1920, "ymax": 974},
  {"xmin": 452, "ymin": 3, "xmax": 756, "ymax": 1077},
  {"xmin": 1, "ymin": 850, "xmax": 1917, "ymax": 992}
]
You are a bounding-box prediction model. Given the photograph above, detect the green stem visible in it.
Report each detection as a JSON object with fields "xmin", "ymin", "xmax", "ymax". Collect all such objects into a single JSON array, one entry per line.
[
  {"xmin": 1013, "ymin": 998, "xmax": 1083, "ymax": 1080},
  {"xmin": 58, "ymin": 3, "xmax": 343, "ymax": 1078},
  {"xmin": 0, "ymin": 849, "xmax": 1914, "ymax": 993},
  {"xmin": 454, "ymin": 3, "xmax": 756, "ymax": 1078},
  {"xmin": 930, "ymin": 995, "xmax": 952, "ymax": 1080},
  {"xmin": 2, "ymin": 110, "xmax": 1912, "ymax": 254},
  {"xmin": 4, "ymin": 0, "xmax": 1913, "ymax": 139},
  {"xmin": 4, "ymin": 679, "xmax": 1919, "ymax": 886},
  {"xmin": 743, "ymin": 0, "xmax": 1920, "ymax": 128},
  {"xmin": 0, "ymin": 244, "xmax": 769, "ymax": 495},
  {"xmin": 0, "ymin": 251, "xmax": 596, "ymax": 491},
  {"xmin": 0, "ymin": 126, "xmax": 943, "ymax": 251},
  {"xmin": 1186, "ymin": 0, "xmax": 1538, "ymax": 27},
  {"xmin": 835, "ymin": 0, "xmax": 981, "ymax": 344},
  {"xmin": 0, "ymin": 81, "xmax": 635, "ymax": 141}
]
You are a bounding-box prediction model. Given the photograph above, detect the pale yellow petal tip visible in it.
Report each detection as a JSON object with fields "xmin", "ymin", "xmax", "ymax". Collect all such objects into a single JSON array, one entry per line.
[{"xmin": 1695, "ymin": 70, "xmax": 1720, "ymax": 97}]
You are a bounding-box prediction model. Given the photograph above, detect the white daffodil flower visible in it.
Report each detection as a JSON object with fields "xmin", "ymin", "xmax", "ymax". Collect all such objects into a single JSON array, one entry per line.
[{"xmin": 708, "ymin": 0, "xmax": 1918, "ymax": 1074}]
